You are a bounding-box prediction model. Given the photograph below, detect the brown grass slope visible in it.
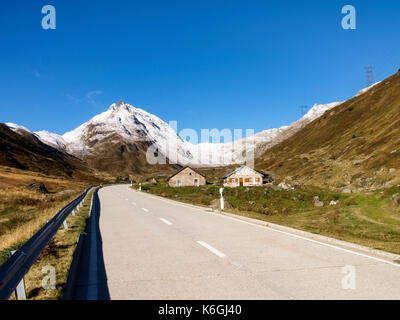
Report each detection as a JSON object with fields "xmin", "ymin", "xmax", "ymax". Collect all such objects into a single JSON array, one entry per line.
[
  {"xmin": 256, "ymin": 71, "xmax": 400, "ymax": 191},
  {"xmin": 0, "ymin": 124, "xmax": 98, "ymax": 181}
]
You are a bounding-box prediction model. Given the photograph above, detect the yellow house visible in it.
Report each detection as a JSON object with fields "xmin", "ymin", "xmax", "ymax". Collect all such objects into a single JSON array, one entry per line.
[{"xmin": 223, "ymin": 166, "xmax": 263, "ymax": 187}]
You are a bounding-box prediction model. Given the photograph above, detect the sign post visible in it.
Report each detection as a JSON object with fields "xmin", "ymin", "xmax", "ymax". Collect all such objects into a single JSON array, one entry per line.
[{"xmin": 219, "ymin": 187, "xmax": 224, "ymax": 211}]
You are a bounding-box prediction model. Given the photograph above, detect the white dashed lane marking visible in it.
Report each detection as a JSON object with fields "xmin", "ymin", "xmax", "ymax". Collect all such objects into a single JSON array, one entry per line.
[
  {"xmin": 196, "ymin": 241, "xmax": 226, "ymax": 258},
  {"xmin": 160, "ymin": 218, "xmax": 173, "ymax": 226}
]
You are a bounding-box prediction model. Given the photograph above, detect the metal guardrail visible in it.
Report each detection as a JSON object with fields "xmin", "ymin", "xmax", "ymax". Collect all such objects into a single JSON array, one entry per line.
[{"xmin": 0, "ymin": 186, "xmax": 95, "ymax": 300}]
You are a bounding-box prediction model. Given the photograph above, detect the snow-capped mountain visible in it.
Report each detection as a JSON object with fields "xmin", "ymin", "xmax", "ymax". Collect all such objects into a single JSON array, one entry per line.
[
  {"xmin": 57, "ymin": 100, "xmax": 343, "ymax": 167},
  {"xmin": 62, "ymin": 100, "xmax": 197, "ymax": 163},
  {"xmin": 4, "ymin": 82, "xmax": 379, "ymax": 171},
  {"xmin": 5, "ymin": 122, "xmax": 68, "ymax": 152},
  {"xmin": 35, "ymin": 131, "xmax": 67, "ymax": 150},
  {"xmin": 5, "ymin": 122, "xmax": 35, "ymax": 135}
]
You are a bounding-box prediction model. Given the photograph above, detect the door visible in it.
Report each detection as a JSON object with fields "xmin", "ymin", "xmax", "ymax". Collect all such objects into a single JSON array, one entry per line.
[
  {"xmin": 194, "ymin": 179, "xmax": 199, "ymax": 187},
  {"xmin": 239, "ymin": 178, "xmax": 243, "ymax": 186}
]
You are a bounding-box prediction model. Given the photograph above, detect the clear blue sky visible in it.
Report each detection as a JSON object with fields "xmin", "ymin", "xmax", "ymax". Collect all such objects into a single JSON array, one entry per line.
[{"xmin": 0, "ymin": 0, "xmax": 399, "ymax": 135}]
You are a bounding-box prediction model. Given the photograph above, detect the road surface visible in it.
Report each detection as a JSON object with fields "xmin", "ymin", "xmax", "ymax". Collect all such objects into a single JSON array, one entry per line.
[{"xmin": 95, "ymin": 185, "xmax": 400, "ymax": 299}]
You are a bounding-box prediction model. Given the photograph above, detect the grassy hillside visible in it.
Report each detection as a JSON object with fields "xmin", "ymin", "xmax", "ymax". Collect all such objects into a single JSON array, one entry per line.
[
  {"xmin": 0, "ymin": 166, "xmax": 92, "ymax": 264},
  {"xmin": 0, "ymin": 124, "xmax": 102, "ymax": 181},
  {"xmin": 255, "ymin": 71, "xmax": 400, "ymax": 191}
]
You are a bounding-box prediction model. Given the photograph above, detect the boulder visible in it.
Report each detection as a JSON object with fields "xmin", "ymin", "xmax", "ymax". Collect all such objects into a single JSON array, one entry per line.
[
  {"xmin": 392, "ymin": 193, "xmax": 400, "ymax": 206},
  {"xmin": 278, "ymin": 181, "xmax": 294, "ymax": 190},
  {"xmin": 269, "ymin": 185, "xmax": 280, "ymax": 191},
  {"xmin": 27, "ymin": 182, "xmax": 48, "ymax": 194},
  {"xmin": 342, "ymin": 189, "xmax": 352, "ymax": 194},
  {"xmin": 329, "ymin": 200, "xmax": 339, "ymax": 206},
  {"xmin": 313, "ymin": 196, "xmax": 324, "ymax": 207}
]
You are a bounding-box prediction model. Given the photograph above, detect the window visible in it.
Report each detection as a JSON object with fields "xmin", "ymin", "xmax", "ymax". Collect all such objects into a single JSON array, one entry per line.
[
  {"xmin": 256, "ymin": 178, "xmax": 260, "ymax": 183},
  {"xmin": 245, "ymin": 178, "xmax": 249, "ymax": 183},
  {"xmin": 236, "ymin": 178, "xmax": 238, "ymax": 183},
  {"xmin": 249, "ymin": 178, "xmax": 254, "ymax": 183}
]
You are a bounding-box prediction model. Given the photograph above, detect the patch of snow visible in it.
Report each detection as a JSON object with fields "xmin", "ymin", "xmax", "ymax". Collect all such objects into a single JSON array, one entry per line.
[
  {"xmin": 35, "ymin": 131, "xmax": 67, "ymax": 150},
  {"xmin": 5, "ymin": 122, "xmax": 34, "ymax": 134},
  {"xmin": 355, "ymin": 81, "xmax": 381, "ymax": 97}
]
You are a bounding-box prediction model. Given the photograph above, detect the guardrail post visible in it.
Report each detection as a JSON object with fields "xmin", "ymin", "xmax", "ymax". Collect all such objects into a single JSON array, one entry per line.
[
  {"xmin": 71, "ymin": 209, "xmax": 75, "ymax": 216},
  {"xmin": 63, "ymin": 220, "xmax": 68, "ymax": 230},
  {"xmin": 8, "ymin": 251, "xmax": 27, "ymax": 300}
]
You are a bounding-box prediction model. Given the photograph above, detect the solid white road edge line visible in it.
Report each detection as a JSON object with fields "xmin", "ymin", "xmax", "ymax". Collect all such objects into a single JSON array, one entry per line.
[
  {"xmin": 160, "ymin": 218, "xmax": 173, "ymax": 226},
  {"xmin": 130, "ymin": 188, "xmax": 400, "ymax": 268},
  {"xmin": 197, "ymin": 241, "xmax": 226, "ymax": 258}
]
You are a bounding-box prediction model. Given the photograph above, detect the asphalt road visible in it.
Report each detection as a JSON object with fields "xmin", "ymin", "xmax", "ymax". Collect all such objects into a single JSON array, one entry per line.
[{"xmin": 97, "ymin": 184, "xmax": 400, "ymax": 300}]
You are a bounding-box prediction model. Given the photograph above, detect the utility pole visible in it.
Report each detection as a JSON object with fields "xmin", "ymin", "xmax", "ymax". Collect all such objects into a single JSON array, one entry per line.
[{"xmin": 365, "ymin": 65, "xmax": 374, "ymax": 87}]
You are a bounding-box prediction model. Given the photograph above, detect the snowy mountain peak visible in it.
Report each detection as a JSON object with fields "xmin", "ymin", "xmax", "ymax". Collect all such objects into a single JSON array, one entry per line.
[
  {"xmin": 108, "ymin": 100, "xmax": 129, "ymax": 111},
  {"xmin": 4, "ymin": 81, "xmax": 379, "ymax": 168}
]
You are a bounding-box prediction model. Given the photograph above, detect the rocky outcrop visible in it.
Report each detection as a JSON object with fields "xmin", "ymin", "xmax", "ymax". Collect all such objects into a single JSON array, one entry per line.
[
  {"xmin": 392, "ymin": 193, "xmax": 400, "ymax": 206},
  {"xmin": 313, "ymin": 196, "xmax": 324, "ymax": 207},
  {"xmin": 27, "ymin": 182, "xmax": 49, "ymax": 194}
]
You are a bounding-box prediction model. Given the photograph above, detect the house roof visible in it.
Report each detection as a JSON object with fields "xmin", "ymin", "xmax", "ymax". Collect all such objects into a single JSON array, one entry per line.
[
  {"xmin": 223, "ymin": 165, "xmax": 264, "ymax": 179},
  {"xmin": 168, "ymin": 166, "xmax": 206, "ymax": 180}
]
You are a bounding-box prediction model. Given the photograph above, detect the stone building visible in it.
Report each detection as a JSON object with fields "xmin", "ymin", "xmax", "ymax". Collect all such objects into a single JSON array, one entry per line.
[
  {"xmin": 223, "ymin": 165, "xmax": 263, "ymax": 187},
  {"xmin": 168, "ymin": 167, "xmax": 206, "ymax": 187}
]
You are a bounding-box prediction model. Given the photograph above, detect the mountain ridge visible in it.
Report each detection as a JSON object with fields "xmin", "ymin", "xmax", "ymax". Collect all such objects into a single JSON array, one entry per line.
[
  {"xmin": 255, "ymin": 71, "xmax": 400, "ymax": 191},
  {"xmin": 4, "ymin": 81, "xmax": 382, "ymax": 177}
]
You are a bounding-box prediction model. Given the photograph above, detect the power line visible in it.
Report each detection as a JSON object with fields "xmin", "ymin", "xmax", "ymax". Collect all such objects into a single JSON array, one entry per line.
[{"xmin": 365, "ymin": 65, "xmax": 375, "ymax": 87}]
